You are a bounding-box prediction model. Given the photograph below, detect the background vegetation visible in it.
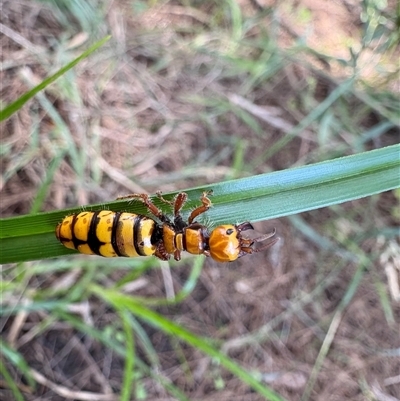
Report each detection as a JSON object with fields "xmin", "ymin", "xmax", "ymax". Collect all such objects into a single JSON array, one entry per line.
[{"xmin": 1, "ymin": 1, "xmax": 399, "ymax": 400}]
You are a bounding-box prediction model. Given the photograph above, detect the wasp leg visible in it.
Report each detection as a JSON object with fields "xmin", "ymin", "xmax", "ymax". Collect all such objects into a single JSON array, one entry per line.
[
  {"xmin": 156, "ymin": 191, "xmax": 189, "ymax": 221},
  {"xmin": 116, "ymin": 193, "xmax": 147, "ymax": 201},
  {"xmin": 172, "ymin": 193, "xmax": 188, "ymax": 217},
  {"xmin": 165, "ymin": 192, "xmax": 188, "ymax": 231},
  {"xmin": 174, "ymin": 249, "xmax": 182, "ymax": 261},
  {"xmin": 117, "ymin": 193, "xmax": 170, "ymax": 223},
  {"xmin": 155, "ymin": 242, "xmax": 170, "ymax": 260},
  {"xmin": 188, "ymin": 191, "xmax": 213, "ymax": 224},
  {"xmin": 155, "ymin": 191, "xmax": 174, "ymax": 206}
]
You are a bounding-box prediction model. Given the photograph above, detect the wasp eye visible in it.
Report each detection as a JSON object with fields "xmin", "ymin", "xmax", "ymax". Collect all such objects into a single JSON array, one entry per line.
[{"xmin": 226, "ymin": 228, "xmax": 234, "ymax": 235}]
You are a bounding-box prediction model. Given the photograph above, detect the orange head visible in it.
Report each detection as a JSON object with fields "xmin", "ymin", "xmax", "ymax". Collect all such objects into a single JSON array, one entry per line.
[{"xmin": 208, "ymin": 222, "xmax": 278, "ymax": 263}]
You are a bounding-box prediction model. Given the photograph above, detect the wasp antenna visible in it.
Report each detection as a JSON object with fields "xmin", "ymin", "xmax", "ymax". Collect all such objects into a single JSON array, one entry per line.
[
  {"xmin": 236, "ymin": 222, "xmax": 254, "ymax": 232},
  {"xmin": 253, "ymin": 229, "xmax": 279, "ymax": 253},
  {"xmin": 253, "ymin": 227, "xmax": 277, "ymax": 243}
]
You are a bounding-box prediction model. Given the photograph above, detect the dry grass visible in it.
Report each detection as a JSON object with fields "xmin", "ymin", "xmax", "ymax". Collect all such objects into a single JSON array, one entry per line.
[{"xmin": 1, "ymin": 1, "xmax": 399, "ymax": 400}]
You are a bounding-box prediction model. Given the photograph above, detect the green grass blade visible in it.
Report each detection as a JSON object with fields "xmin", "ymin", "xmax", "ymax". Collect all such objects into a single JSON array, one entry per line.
[
  {"xmin": 0, "ymin": 145, "xmax": 399, "ymax": 263},
  {"xmin": 51, "ymin": 309, "xmax": 192, "ymax": 401},
  {"xmin": 93, "ymin": 286, "xmax": 287, "ymax": 401},
  {"xmin": 0, "ymin": 339, "xmax": 36, "ymax": 390},
  {"xmin": 0, "ymin": 36, "xmax": 110, "ymax": 121},
  {"xmin": 0, "ymin": 358, "xmax": 25, "ymax": 401},
  {"xmin": 301, "ymin": 249, "xmax": 370, "ymax": 401},
  {"xmin": 251, "ymin": 78, "xmax": 355, "ymax": 164},
  {"xmin": 30, "ymin": 150, "xmax": 67, "ymax": 214},
  {"xmin": 120, "ymin": 310, "xmax": 135, "ymax": 401},
  {"xmin": 374, "ymin": 280, "xmax": 395, "ymax": 324}
]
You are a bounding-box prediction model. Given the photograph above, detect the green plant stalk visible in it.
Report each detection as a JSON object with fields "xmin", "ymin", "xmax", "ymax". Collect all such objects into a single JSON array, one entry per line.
[{"xmin": 0, "ymin": 144, "xmax": 399, "ymax": 264}]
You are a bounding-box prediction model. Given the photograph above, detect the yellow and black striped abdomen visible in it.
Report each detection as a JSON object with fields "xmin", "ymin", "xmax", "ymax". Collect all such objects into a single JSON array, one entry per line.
[{"xmin": 55, "ymin": 211, "xmax": 158, "ymax": 257}]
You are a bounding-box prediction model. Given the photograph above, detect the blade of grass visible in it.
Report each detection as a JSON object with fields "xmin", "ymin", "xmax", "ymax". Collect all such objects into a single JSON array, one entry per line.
[
  {"xmin": 251, "ymin": 78, "xmax": 355, "ymax": 165},
  {"xmin": 30, "ymin": 150, "xmax": 67, "ymax": 214},
  {"xmin": 116, "ymin": 256, "xmax": 205, "ymax": 307},
  {"xmin": 31, "ymin": 91, "xmax": 82, "ymax": 180},
  {"xmin": 0, "ymin": 144, "xmax": 399, "ymax": 263},
  {"xmin": 227, "ymin": 0, "xmax": 243, "ymax": 42},
  {"xmin": 0, "ymin": 358, "xmax": 25, "ymax": 401},
  {"xmin": 0, "ymin": 304, "xmax": 191, "ymax": 401},
  {"xmin": 120, "ymin": 310, "xmax": 135, "ymax": 401},
  {"xmin": 127, "ymin": 314, "xmax": 160, "ymax": 367},
  {"xmin": 0, "ymin": 339, "xmax": 36, "ymax": 389},
  {"xmin": 374, "ymin": 280, "xmax": 395, "ymax": 324},
  {"xmin": 52, "ymin": 309, "xmax": 191, "ymax": 401},
  {"xmin": 0, "ymin": 36, "xmax": 110, "ymax": 121},
  {"xmin": 92, "ymin": 286, "xmax": 287, "ymax": 401},
  {"xmin": 301, "ymin": 248, "xmax": 370, "ymax": 401}
]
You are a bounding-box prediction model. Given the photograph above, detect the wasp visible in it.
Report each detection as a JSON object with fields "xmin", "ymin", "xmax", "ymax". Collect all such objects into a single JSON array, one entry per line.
[{"xmin": 55, "ymin": 192, "xmax": 278, "ymax": 262}]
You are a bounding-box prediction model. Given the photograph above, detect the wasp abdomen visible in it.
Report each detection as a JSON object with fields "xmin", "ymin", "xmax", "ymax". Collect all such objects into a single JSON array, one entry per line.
[{"xmin": 55, "ymin": 211, "xmax": 157, "ymax": 258}]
